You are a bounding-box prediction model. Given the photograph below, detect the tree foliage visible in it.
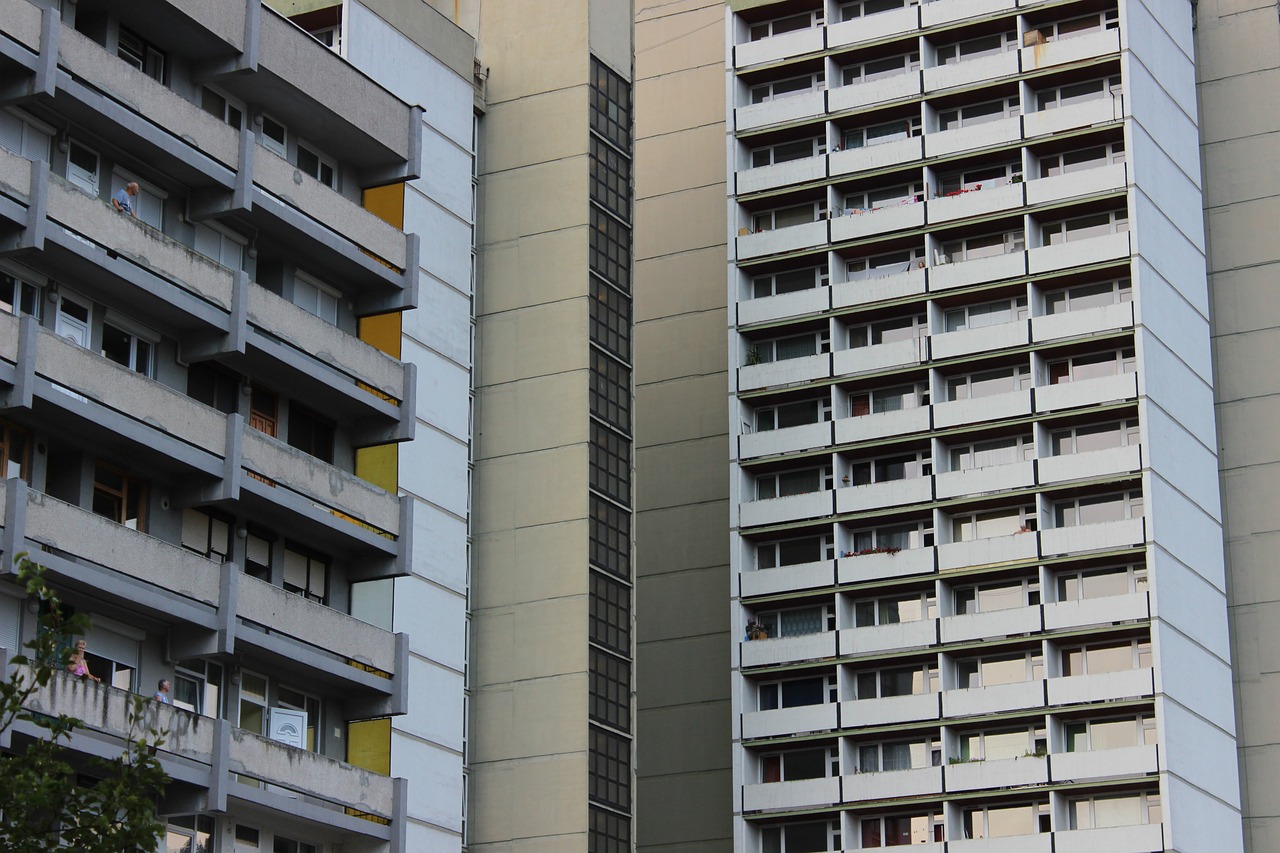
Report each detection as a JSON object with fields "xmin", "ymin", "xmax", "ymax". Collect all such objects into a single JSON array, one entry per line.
[{"xmin": 0, "ymin": 555, "xmax": 167, "ymax": 852}]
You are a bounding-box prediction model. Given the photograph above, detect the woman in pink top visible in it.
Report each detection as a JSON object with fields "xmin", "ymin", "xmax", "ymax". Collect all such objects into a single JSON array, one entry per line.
[{"xmin": 67, "ymin": 640, "xmax": 101, "ymax": 683}]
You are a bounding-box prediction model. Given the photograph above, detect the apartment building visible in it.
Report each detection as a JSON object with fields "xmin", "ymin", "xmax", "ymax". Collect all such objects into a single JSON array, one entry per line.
[
  {"xmin": 724, "ymin": 1, "xmax": 1240, "ymax": 852},
  {"xmin": 0, "ymin": 0, "xmax": 475, "ymax": 850}
]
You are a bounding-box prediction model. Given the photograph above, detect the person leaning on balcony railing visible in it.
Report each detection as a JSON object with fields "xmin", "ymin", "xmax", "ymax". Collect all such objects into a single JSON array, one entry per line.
[
  {"xmin": 154, "ymin": 679, "xmax": 172, "ymax": 703},
  {"xmin": 67, "ymin": 639, "xmax": 101, "ymax": 683},
  {"xmin": 112, "ymin": 182, "xmax": 139, "ymax": 218}
]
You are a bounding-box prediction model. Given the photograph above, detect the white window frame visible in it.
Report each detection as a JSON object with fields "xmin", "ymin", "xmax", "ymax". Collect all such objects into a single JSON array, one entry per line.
[
  {"xmin": 840, "ymin": 0, "xmax": 918, "ymax": 22},
  {"xmin": 1054, "ymin": 563, "xmax": 1148, "ymax": 602},
  {"xmin": 854, "ymin": 662, "xmax": 938, "ymax": 699},
  {"xmin": 755, "ymin": 603, "xmax": 836, "ymax": 638},
  {"xmin": 111, "ymin": 169, "xmax": 167, "ymax": 230},
  {"xmin": 849, "ymin": 381, "xmax": 929, "ymax": 416},
  {"xmin": 1050, "ymin": 418, "xmax": 1139, "ymax": 456},
  {"xmin": 944, "ymin": 295, "xmax": 1028, "ymax": 332},
  {"xmin": 946, "ymin": 363, "xmax": 1031, "ymax": 400},
  {"xmin": 941, "ymin": 229, "xmax": 1025, "ymax": 262},
  {"xmin": 750, "ymin": 71, "xmax": 825, "ymax": 104},
  {"xmin": 1038, "ymin": 141, "xmax": 1125, "ymax": 178},
  {"xmin": 856, "ymin": 738, "xmax": 940, "ymax": 772},
  {"xmin": 953, "ymin": 576, "xmax": 1040, "ymax": 615},
  {"xmin": 842, "ymin": 50, "xmax": 920, "ymax": 86},
  {"xmin": 750, "ymin": 136, "xmax": 825, "ymax": 169},
  {"xmin": 938, "ymin": 96, "xmax": 1021, "ymax": 130},
  {"xmin": 1037, "ymin": 75, "xmax": 1122, "ymax": 111},
  {"xmin": 1043, "ymin": 277, "xmax": 1131, "ymax": 313},
  {"xmin": 65, "ymin": 139, "xmax": 100, "ymax": 195},
  {"xmin": 752, "ymin": 264, "xmax": 828, "ymax": 299},
  {"xmin": 957, "ymin": 724, "xmax": 1046, "ymax": 761},
  {"xmin": 937, "ymin": 160, "xmax": 1022, "ymax": 195},
  {"xmin": 843, "ymin": 115, "xmax": 921, "ymax": 150},
  {"xmin": 0, "ymin": 265, "xmax": 43, "ymax": 320},
  {"xmin": 757, "ymin": 534, "xmax": 834, "ymax": 570},
  {"xmin": 259, "ymin": 114, "xmax": 287, "ymax": 157},
  {"xmin": 758, "ymin": 673, "xmax": 838, "ymax": 710},
  {"xmin": 1068, "ymin": 792, "xmax": 1161, "ymax": 830},
  {"xmin": 1041, "ymin": 209, "xmax": 1128, "ymax": 245},
  {"xmin": 0, "ymin": 107, "xmax": 54, "ymax": 163},
  {"xmin": 296, "ymin": 140, "xmax": 338, "ymax": 189},
  {"xmin": 857, "ymin": 812, "xmax": 944, "ymax": 846},
  {"xmin": 760, "ymin": 744, "xmax": 839, "ymax": 782},
  {"xmin": 955, "ymin": 650, "xmax": 1044, "ymax": 689},
  {"xmin": 201, "ymin": 86, "xmax": 246, "ymax": 130},
  {"xmin": 754, "ymin": 397, "xmax": 831, "ymax": 432},
  {"xmin": 756, "ymin": 465, "xmax": 833, "ymax": 500},
  {"xmin": 1054, "ymin": 489, "xmax": 1143, "ymax": 527},
  {"xmin": 853, "ymin": 591, "xmax": 937, "ymax": 627},
  {"xmin": 1063, "ymin": 713, "xmax": 1156, "ymax": 752},
  {"xmin": 848, "ymin": 312, "xmax": 927, "ymax": 348},
  {"xmin": 1047, "ymin": 347, "xmax": 1135, "ymax": 384},
  {"xmin": 753, "ymin": 200, "xmax": 827, "ymax": 231},
  {"xmin": 1033, "ymin": 9, "xmax": 1119, "ymax": 43},
  {"xmin": 1059, "ymin": 638, "xmax": 1153, "ymax": 676},
  {"xmin": 963, "ymin": 802, "xmax": 1050, "ymax": 839},
  {"xmin": 101, "ymin": 311, "xmax": 159, "ymax": 378},
  {"xmin": 949, "ymin": 504, "xmax": 1036, "ymax": 541},
  {"xmin": 117, "ymin": 25, "xmax": 166, "ymax": 84},
  {"xmin": 849, "ymin": 521, "xmax": 933, "ymax": 552},
  {"xmin": 294, "ymin": 271, "xmax": 341, "ymax": 325},
  {"xmin": 948, "ymin": 434, "xmax": 1034, "ymax": 471},
  {"xmin": 748, "ymin": 10, "xmax": 823, "ymax": 41},
  {"xmin": 936, "ymin": 31, "xmax": 1018, "ymax": 65},
  {"xmin": 759, "ymin": 820, "xmax": 840, "ymax": 853},
  {"xmin": 847, "ymin": 448, "xmax": 932, "ymax": 486},
  {"xmin": 846, "ymin": 246, "xmax": 925, "ymax": 280},
  {"xmin": 194, "ymin": 221, "xmax": 248, "ymax": 271},
  {"xmin": 843, "ymin": 181, "xmax": 924, "ymax": 213},
  {"xmin": 754, "ymin": 329, "xmax": 829, "ymax": 363}
]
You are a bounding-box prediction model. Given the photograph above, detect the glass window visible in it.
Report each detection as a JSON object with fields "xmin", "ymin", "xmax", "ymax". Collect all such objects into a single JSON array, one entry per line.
[
  {"xmin": 92, "ymin": 463, "xmax": 147, "ymax": 530},
  {"xmin": 282, "ymin": 546, "xmax": 328, "ymax": 604},
  {"xmin": 118, "ymin": 26, "xmax": 166, "ymax": 83}
]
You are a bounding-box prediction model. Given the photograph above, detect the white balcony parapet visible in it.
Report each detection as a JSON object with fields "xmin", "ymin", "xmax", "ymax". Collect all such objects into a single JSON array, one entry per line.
[
  {"xmin": 935, "ymin": 460, "xmax": 1034, "ymax": 499},
  {"xmin": 943, "ymin": 679, "xmax": 1045, "ymax": 717},
  {"xmin": 941, "ymin": 605, "xmax": 1042, "ymax": 643},
  {"xmin": 2, "ymin": 0, "xmax": 42, "ymax": 50},
  {"xmin": 830, "ymin": 202, "xmax": 924, "ymax": 243},
  {"xmin": 836, "ymin": 476, "xmax": 933, "ymax": 513},
  {"xmin": 0, "ymin": 146, "xmax": 33, "ymax": 213},
  {"xmin": 1020, "ymin": 29, "xmax": 1121, "ymax": 72},
  {"xmin": 741, "ymin": 560, "xmax": 836, "ymax": 598},
  {"xmin": 742, "ymin": 777, "xmax": 840, "ymax": 813},
  {"xmin": 1053, "ymin": 824, "xmax": 1164, "ymax": 853},
  {"xmin": 735, "ymin": 91, "xmax": 826, "ymax": 132},
  {"xmin": 1049, "ymin": 743, "xmax": 1159, "ymax": 784},
  {"xmin": 842, "ymin": 766, "xmax": 942, "ymax": 801},
  {"xmin": 948, "ymin": 833, "xmax": 1053, "ymax": 853},
  {"xmin": 841, "ymin": 692, "xmax": 940, "ymax": 727},
  {"xmin": 1044, "ymin": 591, "xmax": 1150, "ymax": 631},
  {"xmin": 740, "ymin": 421, "xmax": 833, "ymax": 460},
  {"xmin": 931, "ymin": 319, "xmax": 1028, "ymax": 360},
  {"xmin": 736, "ymin": 155, "xmax": 826, "ymax": 195},
  {"xmin": 1023, "ymin": 97, "xmax": 1122, "ymax": 138},
  {"xmin": 735, "ymin": 27, "xmax": 825, "ymax": 68},
  {"xmin": 739, "ymin": 353, "xmax": 830, "ymax": 391},
  {"xmin": 838, "ymin": 546, "xmax": 936, "ymax": 583},
  {"xmin": 923, "ymin": 0, "xmax": 1017, "ymax": 26},
  {"xmin": 1047, "ymin": 667, "xmax": 1154, "ymax": 706},
  {"xmin": 832, "ymin": 267, "xmax": 926, "ymax": 309},
  {"xmin": 1037, "ymin": 444, "xmax": 1142, "ymax": 486},
  {"xmin": 827, "ymin": 7, "xmax": 921, "ymax": 47},
  {"xmin": 927, "ymin": 182, "xmax": 1024, "ymax": 224},
  {"xmin": 925, "ymin": 116, "xmax": 1022, "ymax": 158},
  {"xmin": 1034, "ymin": 371, "xmax": 1137, "ymax": 414},
  {"xmin": 834, "ymin": 407, "xmax": 931, "ymax": 444},
  {"xmin": 741, "ymin": 703, "xmax": 838, "ymax": 739},
  {"xmin": 1040, "ymin": 517, "xmax": 1145, "ymax": 557},
  {"xmin": 945, "ymin": 754, "xmax": 1049, "ymax": 791},
  {"xmin": 1031, "ymin": 301, "xmax": 1134, "ymax": 344},
  {"xmin": 832, "ymin": 337, "xmax": 926, "ymax": 377},
  {"xmin": 828, "ymin": 71, "xmax": 923, "ymax": 113},
  {"xmin": 742, "ymin": 631, "xmax": 837, "ymax": 668},
  {"xmin": 924, "ymin": 51, "xmax": 1020, "ymax": 92},
  {"xmin": 938, "ymin": 531, "xmax": 1039, "ymax": 571},
  {"xmin": 830, "ymin": 137, "xmax": 923, "ymax": 177},
  {"xmin": 737, "ymin": 220, "xmax": 829, "ymax": 261},
  {"xmin": 839, "ymin": 618, "xmax": 936, "ymax": 657},
  {"xmin": 738, "ymin": 287, "xmax": 830, "ymax": 326},
  {"xmin": 1028, "ymin": 232, "xmax": 1131, "ymax": 275},
  {"xmin": 1026, "ymin": 162, "xmax": 1128, "ymax": 206},
  {"xmin": 928, "ymin": 250, "xmax": 1027, "ymax": 291},
  {"xmin": 740, "ymin": 490, "xmax": 834, "ymax": 527},
  {"xmin": 933, "ymin": 389, "xmax": 1032, "ymax": 429}
]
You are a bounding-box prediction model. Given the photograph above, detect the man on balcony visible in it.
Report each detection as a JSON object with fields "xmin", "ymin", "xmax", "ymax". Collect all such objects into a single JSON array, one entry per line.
[{"xmin": 112, "ymin": 181, "xmax": 139, "ymax": 217}]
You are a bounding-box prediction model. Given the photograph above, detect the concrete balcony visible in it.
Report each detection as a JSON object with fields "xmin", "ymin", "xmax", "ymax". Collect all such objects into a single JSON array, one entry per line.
[
  {"xmin": 735, "ymin": 27, "xmax": 825, "ymax": 68},
  {"xmin": 1031, "ymin": 301, "xmax": 1134, "ymax": 344},
  {"xmin": 841, "ymin": 691, "xmax": 940, "ymax": 727},
  {"xmin": 830, "ymin": 202, "xmax": 924, "ymax": 242},
  {"xmin": 931, "ymin": 320, "xmax": 1028, "ymax": 360},
  {"xmin": 1050, "ymin": 743, "xmax": 1159, "ymax": 784},
  {"xmin": 832, "ymin": 336, "xmax": 927, "ymax": 377},
  {"xmin": 740, "ymin": 421, "xmax": 834, "ymax": 460},
  {"xmin": 925, "ymin": 116, "xmax": 1021, "ymax": 158},
  {"xmin": 941, "ymin": 605, "xmax": 1042, "ymax": 643},
  {"xmin": 735, "ymin": 91, "xmax": 826, "ymax": 132},
  {"xmin": 827, "ymin": 7, "xmax": 921, "ymax": 47},
  {"xmin": 938, "ymin": 531, "xmax": 1039, "ymax": 571},
  {"xmin": 1027, "ymin": 232, "xmax": 1131, "ymax": 275},
  {"xmin": 843, "ymin": 766, "xmax": 942, "ymax": 801},
  {"xmin": 1034, "ymin": 372, "xmax": 1137, "ymax": 414},
  {"xmin": 832, "ymin": 267, "xmax": 927, "ymax": 309},
  {"xmin": 923, "ymin": 52, "xmax": 1020, "ymax": 92},
  {"xmin": 922, "ymin": 0, "xmax": 1017, "ymax": 26},
  {"xmin": 1039, "ymin": 517, "xmax": 1145, "ymax": 556},
  {"xmin": 736, "ymin": 155, "xmax": 827, "ymax": 195},
  {"xmin": 839, "ymin": 618, "xmax": 936, "ymax": 656},
  {"xmin": 836, "ymin": 476, "xmax": 933, "ymax": 513},
  {"xmin": 1047, "ymin": 668, "xmax": 1154, "ymax": 706},
  {"xmin": 927, "ymin": 182, "xmax": 1024, "ymax": 224},
  {"xmin": 738, "ymin": 287, "xmax": 830, "ymax": 326},
  {"xmin": 1019, "ymin": 29, "xmax": 1121, "ymax": 73},
  {"xmin": 739, "ymin": 353, "xmax": 831, "ymax": 391},
  {"xmin": 742, "ymin": 776, "xmax": 840, "ymax": 813},
  {"xmin": 834, "ymin": 406, "xmax": 931, "ymax": 444},
  {"xmin": 828, "ymin": 71, "xmax": 923, "ymax": 113},
  {"xmin": 740, "ymin": 560, "xmax": 836, "ymax": 598},
  {"xmin": 2, "ymin": 0, "xmax": 42, "ymax": 50},
  {"xmin": 945, "ymin": 755, "xmax": 1048, "ymax": 792},
  {"xmin": 928, "ymin": 250, "xmax": 1027, "ymax": 291},
  {"xmin": 737, "ymin": 220, "xmax": 829, "ymax": 261},
  {"xmin": 1026, "ymin": 162, "xmax": 1128, "ymax": 206},
  {"xmin": 933, "ymin": 389, "xmax": 1032, "ymax": 429},
  {"xmin": 741, "ymin": 703, "xmax": 838, "ymax": 739},
  {"xmin": 1044, "ymin": 591, "xmax": 1149, "ymax": 631},
  {"xmin": 741, "ymin": 490, "xmax": 834, "ymax": 527},
  {"xmin": 949, "ymin": 833, "xmax": 1052, "ymax": 853},
  {"xmin": 837, "ymin": 546, "xmax": 936, "ymax": 583},
  {"xmin": 1023, "ymin": 97, "xmax": 1123, "ymax": 139},
  {"xmin": 1037, "ymin": 444, "xmax": 1142, "ymax": 487},
  {"xmin": 742, "ymin": 632, "xmax": 838, "ymax": 668},
  {"xmin": 935, "ymin": 460, "xmax": 1035, "ymax": 500},
  {"xmin": 942, "ymin": 679, "xmax": 1045, "ymax": 717},
  {"xmin": 1054, "ymin": 824, "xmax": 1164, "ymax": 853},
  {"xmin": 829, "ymin": 137, "xmax": 923, "ymax": 178}
]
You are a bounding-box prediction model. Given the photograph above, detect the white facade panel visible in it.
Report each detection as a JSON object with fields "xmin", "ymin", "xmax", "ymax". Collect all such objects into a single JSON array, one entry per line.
[
  {"xmin": 734, "ymin": 91, "xmax": 826, "ymax": 131},
  {"xmin": 827, "ymin": 71, "xmax": 922, "ymax": 112},
  {"xmin": 736, "ymin": 219, "xmax": 829, "ymax": 259},
  {"xmin": 935, "ymin": 460, "xmax": 1034, "ymax": 499},
  {"xmin": 738, "ymin": 286, "xmax": 830, "ymax": 325},
  {"xmin": 838, "ymin": 619, "xmax": 936, "ymax": 656},
  {"xmin": 831, "ymin": 336, "xmax": 925, "ymax": 376},
  {"xmin": 940, "ymin": 605, "xmax": 1041, "ymax": 643},
  {"xmin": 738, "ymin": 353, "xmax": 830, "ymax": 390},
  {"xmin": 740, "ymin": 632, "xmax": 838, "ymax": 667},
  {"xmin": 734, "ymin": 27, "xmax": 824, "ymax": 68},
  {"xmin": 1049, "ymin": 744, "xmax": 1158, "ymax": 782},
  {"xmin": 840, "ymin": 692, "xmax": 940, "ymax": 727},
  {"xmin": 835, "ymin": 476, "xmax": 932, "ymax": 513},
  {"xmin": 736, "ymin": 155, "xmax": 826, "ymax": 195},
  {"xmin": 742, "ymin": 776, "xmax": 839, "ymax": 812},
  {"xmin": 930, "ymin": 320, "xmax": 1028, "ymax": 360},
  {"xmin": 831, "ymin": 268, "xmax": 926, "ymax": 308},
  {"xmin": 1054, "ymin": 825, "xmax": 1163, "ymax": 853},
  {"xmin": 1046, "ymin": 668, "xmax": 1154, "ymax": 706},
  {"xmin": 826, "ymin": 7, "xmax": 920, "ymax": 46},
  {"xmin": 740, "ymin": 561, "xmax": 836, "ymax": 597},
  {"xmin": 837, "ymin": 547, "xmax": 936, "ymax": 583},
  {"xmin": 945, "ymin": 754, "xmax": 1048, "ymax": 791},
  {"xmin": 742, "ymin": 703, "xmax": 838, "ymax": 739},
  {"xmin": 842, "ymin": 765, "xmax": 942, "ymax": 800},
  {"xmin": 942, "ymin": 679, "xmax": 1044, "ymax": 717},
  {"xmin": 740, "ymin": 421, "xmax": 833, "ymax": 459}
]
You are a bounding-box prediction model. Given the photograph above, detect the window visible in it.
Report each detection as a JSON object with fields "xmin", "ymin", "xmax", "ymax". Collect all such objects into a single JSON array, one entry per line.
[
  {"xmin": 1037, "ymin": 76, "xmax": 1122, "ymax": 111},
  {"xmin": 753, "ymin": 201, "xmax": 826, "ymax": 231},
  {"xmin": 938, "ymin": 97, "xmax": 1021, "ymax": 130},
  {"xmin": 846, "ymin": 247, "xmax": 925, "ymax": 280},
  {"xmin": 296, "ymin": 142, "xmax": 336, "ymax": 189},
  {"xmin": 590, "ymin": 649, "xmax": 631, "ymax": 731},
  {"xmin": 759, "ymin": 674, "xmax": 837, "ymax": 710},
  {"xmin": 844, "ymin": 116, "xmax": 921, "ymax": 149},
  {"xmin": 66, "ymin": 140, "xmax": 100, "ymax": 195},
  {"xmin": 1032, "ymin": 10, "xmax": 1119, "ymax": 42},
  {"xmin": 843, "ymin": 182, "xmax": 923, "ymax": 213},
  {"xmin": 83, "ymin": 621, "xmax": 139, "ymax": 690},
  {"xmin": 757, "ymin": 534, "xmax": 833, "ymax": 569},
  {"xmin": 589, "ymin": 726, "xmax": 631, "ymax": 810},
  {"xmin": 1047, "ymin": 348, "xmax": 1135, "ymax": 384},
  {"xmin": 194, "ymin": 222, "xmax": 247, "ymax": 271},
  {"xmin": 935, "ymin": 31, "xmax": 1017, "ymax": 65},
  {"xmin": 856, "ymin": 739, "xmax": 939, "ymax": 772},
  {"xmin": 0, "ymin": 108, "xmax": 52, "ymax": 162},
  {"xmin": 859, "ymin": 812, "xmax": 943, "ymax": 847},
  {"xmin": 749, "ymin": 11, "xmax": 821, "ymax": 40},
  {"xmin": 756, "ymin": 467, "xmax": 831, "ymax": 499},
  {"xmin": 287, "ymin": 404, "xmax": 334, "ymax": 464},
  {"xmin": 850, "ymin": 522, "xmax": 933, "ymax": 552},
  {"xmin": 1056, "ymin": 564, "xmax": 1147, "ymax": 601},
  {"xmin": 1060, "ymin": 638, "xmax": 1152, "ymax": 676},
  {"xmin": 849, "ymin": 383, "xmax": 928, "ymax": 416},
  {"xmin": 590, "ymin": 496, "xmax": 631, "ymax": 579},
  {"xmin": 847, "ymin": 450, "xmax": 931, "ymax": 486},
  {"xmin": 944, "ymin": 296, "xmax": 1027, "ymax": 332},
  {"xmin": 957, "ymin": 725, "xmax": 1045, "ymax": 761},
  {"xmin": 955, "ymin": 650, "xmax": 1043, "ymax": 688},
  {"xmin": 948, "ymin": 434, "xmax": 1034, "ymax": 471},
  {"xmin": 855, "ymin": 663, "xmax": 937, "ymax": 698},
  {"xmin": 590, "ymin": 57, "xmax": 631, "ymax": 152},
  {"xmin": 963, "ymin": 802, "xmax": 1050, "ymax": 839},
  {"xmin": 283, "ymin": 545, "xmax": 327, "ymax": 604},
  {"xmin": 840, "ymin": 0, "xmax": 917, "ymax": 21},
  {"xmin": 1042, "ymin": 209, "xmax": 1128, "ymax": 244},
  {"xmin": 187, "ymin": 362, "xmax": 240, "ymax": 414},
  {"xmin": 940, "ymin": 229, "xmax": 1024, "ymax": 262},
  {"xmin": 954, "ymin": 578, "xmax": 1040, "ymax": 614},
  {"xmin": 92, "ymin": 463, "xmax": 147, "ymax": 530},
  {"xmin": 110, "ymin": 172, "xmax": 165, "ymax": 229},
  {"xmin": 260, "ymin": 115, "xmax": 287, "ymax": 157},
  {"xmin": 946, "ymin": 364, "xmax": 1031, "ymax": 400},
  {"xmin": 937, "ymin": 161, "xmax": 1021, "ymax": 195},
  {"xmin": 755, "ymin": 603, "xmax": 834, "ymax": 638},
  {"xmin": 101, "ymin": 318, "xmax": 155, "ymax": 377},
  {"xmin": 590, "ymin": 136, "xmax": 631, "ymax": 222},
  {"xmin": 590, "ymin": 571, "xmax": 631, "ymax": 655},
  {"xmin": 590, "ymin": 423, "xmax": 631, "ymax": 505},
  {"xmin": 760, "ymin": 820, "xmax": 840, "ymax": 853},
  {"xmin": 165, "ymin": 815, "xmax": 215, "ymax": 853},
  {"xmin": 761, "ymin": 745, "xmax": 838, "ymax": 782},
  {"xmin": 848, "ymin": 314, "xmax": 926, "ymax": 349},
  {"xmin": 118, "ymin": 26, "xmax": 166, "ymax": 83},
  {"xmin": 750, "ymin": 72, "xmax": 825, "ymax": 105},
  {"xmin": 1070, "ymin": 792, "xmax": 1160, "ymax": 830},
  {"xmin": 1044, "ymin": 277, "xmax": 1131, "ymax": 313},
  {"xmin": 754, "ymin": 398, "xmax": 830, "ymax": 432},
  {"xmin": 273, "ymin": 837, "xmax": 318, "ymax": 853},
  {"xmin": 0, "ymin": 419, "xmax": 29, "ymax": 480},
  {"xmin": 1039, "ymin": 142, "xmax": 1125, "ymax": 178},
  {"xmin": 752, "ymin": 330, "xmax": 829, "ymax": 363},
  {"xmin": 244, "ymin": 530, "xmax": 273, "ymax": 581},
  {"xmin": 950, "ymin": 505, "xmax": 1035, "ymax": 541},
  {"xmin": 181, "ymin": 509, "xmax": 232, "ymax": 561},
  {"xmin": 0, "ymin": 270, "xmax": 40, "ymax": 319},
  {"xmin": 752, "ymin": 265, "xmax": 827, "ymax": 299},
  {"xmin": 201, "ymin": 87, "xmax": 244, "ymax": 129},
  {"xmin": 590, "ymin": 806, "xmax": 630, "ymax": 853},
  {"xmin": 591, "ymin": 350, "xmax": 631, "ymax": 434},
  {"xmin": 590, "ymin": 207, "xmax": 631, "ymax": 293},
  {"xmin": 173, "ymin": 658, "xmax": 224, "ymax": 718},
  {"xmin": 854, "ymin": 592, "xmax": 936, "ymax": 626},
  {"xmin": 1051, "ymin": 419, "xmax": 1138, "ymax": 455},
  {"xmin": 1064, "ymin": 713, "xmax": 1156, "ymax": 752},
  {"xmin": 751, "ymin": 137, "xmax": 825, "ymax": 169},
  {"xmin": 293, "ymin": 274, "xmax": 341, "ymax": 326},
  {"xmin": 842, "ymin": 51, "xmax": 920, "ymax": 86},
  {"xmin": 277, "ymin": 685, "xmax": 321, "ymax": 751},
  {"xmin": 590, "ymin": 278, "xmax": 631, "ymax": 360}
]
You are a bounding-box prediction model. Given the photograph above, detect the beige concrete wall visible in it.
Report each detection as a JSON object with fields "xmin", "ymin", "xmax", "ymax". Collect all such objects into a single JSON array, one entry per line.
[
  {"xmin": 634, "ymin": 1, "xmax": 734, "ymax": 851},
  {"xmin": 1198, "ymin": 1, "xmax": 1280, "ymax": 848}
]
